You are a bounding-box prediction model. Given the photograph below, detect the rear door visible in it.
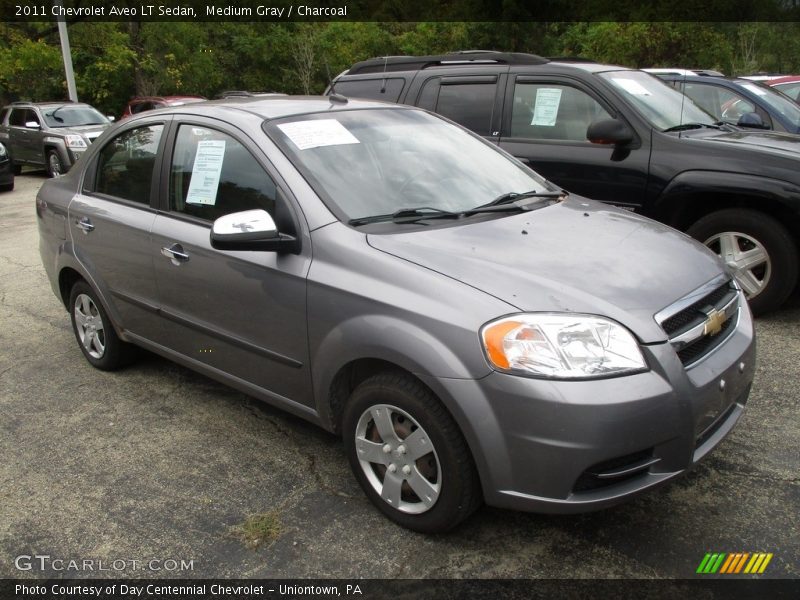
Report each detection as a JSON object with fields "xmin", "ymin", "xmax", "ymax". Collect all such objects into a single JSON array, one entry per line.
[
  {"xmin": 149, "ymin": 118, "xmax": 314, "ymax": 407},
  {"xmin": 69, "ymin": 116, "xmax": 168, "ymax": 338},
  {"xmin": 498, "ymin": 75, "xmax": 651, "ymax": 207}
]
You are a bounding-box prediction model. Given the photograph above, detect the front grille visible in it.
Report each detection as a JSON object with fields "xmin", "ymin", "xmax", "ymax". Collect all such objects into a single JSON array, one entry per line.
[
  {"xmin": 676, "ymin": 315, "xmax": 736, "ymax": 364},
  {"xmin": 656, "ymin": 279, "xmax": 740, "ymax": 367},
  {"xmin": 662, "ymin": 282, "xmax": 734, "ymax": 336}
]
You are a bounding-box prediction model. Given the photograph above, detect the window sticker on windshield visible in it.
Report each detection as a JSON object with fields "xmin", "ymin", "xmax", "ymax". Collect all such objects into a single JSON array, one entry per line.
[
  {"xmin": 185, "ymin": 140, "xmax": 226, "ymax": 206},
  {"xmin": 741, "ymin": 83, "xmax": 768, "ymax": 97},
  {"xmin": 614, "ymin": 78, "xmax": 652, "ymax": 96},
  {"xmin": 531, "ymin": 88, "xmax": 562, "ymax": 126},
  {"xmin": 277, "ymin": 119, "xmax": 360, "ymax": 150}
]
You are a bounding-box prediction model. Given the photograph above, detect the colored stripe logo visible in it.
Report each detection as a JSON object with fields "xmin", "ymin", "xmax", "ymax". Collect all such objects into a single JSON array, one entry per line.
[{"xmin": 696, "ymin": 552, "xmax": 773, "ymax": 574}]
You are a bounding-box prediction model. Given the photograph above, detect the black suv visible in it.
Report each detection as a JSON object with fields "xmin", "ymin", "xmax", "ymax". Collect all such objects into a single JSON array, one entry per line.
[
  {"xmin": 331, "ymin": 51, "xmax": 800, "ymax": 315},
  {"xmin": 0, "ymin": 102, "xmax": 112, "ymax": 177}
]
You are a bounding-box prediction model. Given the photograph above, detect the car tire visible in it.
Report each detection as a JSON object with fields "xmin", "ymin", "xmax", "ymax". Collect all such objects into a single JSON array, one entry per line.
[
  {"xmin": 47, "ymin": 149, "xmax": 64, "ymax": 178},
  {"xmin": 69, "ymin": 281, "xmax": 135, "ymax": 370},
  {"xmin": 687, "ymin": 209, "xmax": 798, "ymax": 316},
  {"xmin": 343, "ymin": 372, "xmax": 482, "ymax": 533}
]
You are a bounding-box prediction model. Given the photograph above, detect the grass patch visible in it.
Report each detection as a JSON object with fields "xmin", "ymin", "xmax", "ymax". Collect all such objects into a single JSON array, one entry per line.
[{"xmin": 231, "ymin": 511, "xmax": 282, "ymax": 549}]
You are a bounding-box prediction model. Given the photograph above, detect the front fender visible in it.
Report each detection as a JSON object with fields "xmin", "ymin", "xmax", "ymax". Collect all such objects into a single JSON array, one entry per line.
[{"xmin": 651, "ymin": 170, "xmax": 800, "ymax": 228}]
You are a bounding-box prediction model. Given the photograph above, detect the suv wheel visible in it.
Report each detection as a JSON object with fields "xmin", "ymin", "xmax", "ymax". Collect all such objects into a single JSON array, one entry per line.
[
  {"xmin": 687, "ymin": 209, "xmax": 798, "ymax": 316},
  {"xmin": 69, "ymin": 281, "xmax": 135, "ymax": 370},
  {"xmin": 47, "ymin": 150, "xmax": 64, "ymax": 178},
  {"xmin": 343, "ymin": 372, "xmax": 481, "ymax": 532}
]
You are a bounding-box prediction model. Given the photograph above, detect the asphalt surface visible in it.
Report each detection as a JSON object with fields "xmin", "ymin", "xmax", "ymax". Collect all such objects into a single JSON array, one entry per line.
[{"xmin": 0, "ymin": 173, "xmax": 798, "ymax": 580}]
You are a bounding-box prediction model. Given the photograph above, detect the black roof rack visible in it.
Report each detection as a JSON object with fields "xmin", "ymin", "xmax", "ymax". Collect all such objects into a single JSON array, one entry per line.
[
  {"xmin": 345, "ymin": 51, "xmax": 549, "ymax": 76},
  {"xmin": 547, "ymin": 56, "xmax": 597, "ymax": 63}
]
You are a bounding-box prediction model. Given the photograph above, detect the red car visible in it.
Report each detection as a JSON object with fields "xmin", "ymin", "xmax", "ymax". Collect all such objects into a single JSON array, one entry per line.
[
  {"xmin": 120, "ymin": 96, "xmax": 206, "ymax": 119},
  {"xmin": 768, "ymin": 76, "xmax": 800, "ymax": 103}
]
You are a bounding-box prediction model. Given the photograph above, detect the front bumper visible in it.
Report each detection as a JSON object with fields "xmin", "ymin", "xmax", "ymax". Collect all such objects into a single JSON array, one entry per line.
[{"xmin": 421, "ymin": 302, "xmax": 755, "ymax": 513}]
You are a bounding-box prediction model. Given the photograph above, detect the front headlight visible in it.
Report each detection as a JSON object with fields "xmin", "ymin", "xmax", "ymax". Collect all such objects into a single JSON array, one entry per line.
[
  {"xmin": 65, "ymin": 135, "xmax": 87, "ymax": 150},
  {"xmin": 481, "ymin": 313, "xmax": 647, "ymax": 379},
  {"xmin": 0, "ymin": 142, "xmax": 7, "ymax": 158}
]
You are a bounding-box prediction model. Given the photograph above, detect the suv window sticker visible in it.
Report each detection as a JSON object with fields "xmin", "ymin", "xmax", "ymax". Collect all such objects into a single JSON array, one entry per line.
[{"xmin": 531, "ymin": 88, "xmax": 563, "ymax": 126}]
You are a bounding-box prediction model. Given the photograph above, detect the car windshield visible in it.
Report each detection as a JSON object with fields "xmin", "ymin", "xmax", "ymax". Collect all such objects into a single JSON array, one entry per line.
[
  {"xmin": 737, "ymin": 81, "xmax": 800, "ymax": 128},
  {"xmin": 41, "ymin": 106, "xmax": 109, "ymax": 128},
  {"xmin": 266, "ymin": 108, "xmax": 551, "ymax": 222},
  {"xmin": 599, "ymin": 70, "xmax": 717, "ymax": 131}
]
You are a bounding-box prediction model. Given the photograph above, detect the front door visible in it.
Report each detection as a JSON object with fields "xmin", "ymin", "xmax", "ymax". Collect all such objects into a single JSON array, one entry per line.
[
  {"xmin": 149, "ymin": 120, "xmax": 313, "ymax": 407},
  {"xmin": 498, "ymin": 76, "xmax": 651, "ymax": 208}
]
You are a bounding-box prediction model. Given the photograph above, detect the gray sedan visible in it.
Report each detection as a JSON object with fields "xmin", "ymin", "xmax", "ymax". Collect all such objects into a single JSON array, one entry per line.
[{"xmin": 37, "ymin": 97, "xmax": 755, "ymax": 532}]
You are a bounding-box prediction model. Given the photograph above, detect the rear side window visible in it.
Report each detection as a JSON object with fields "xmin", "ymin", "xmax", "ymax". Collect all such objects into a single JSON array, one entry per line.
[
  {"xmin": 510, "ymin": 83, "xmax": 611, "ymax": 141},
  {"xmin": 334, "ymin": 78, "xmax": 405, "ymax": 102},
  {"xmin": 95, "ymin": 124, "xmax": 164, "ymax": 204},
  {"xmin": 169, "ymin": 124, "xmax": 277, "ymax": 222},
  {"xmin": 435, "ymin": 83, "xmax": 496, "ymax": 136}
]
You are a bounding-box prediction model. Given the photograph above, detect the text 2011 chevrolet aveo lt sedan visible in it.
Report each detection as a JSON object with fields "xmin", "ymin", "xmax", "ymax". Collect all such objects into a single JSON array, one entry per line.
[{"xmin": 37, "ymin": 97, "xmax": 755, "ymax": 532}]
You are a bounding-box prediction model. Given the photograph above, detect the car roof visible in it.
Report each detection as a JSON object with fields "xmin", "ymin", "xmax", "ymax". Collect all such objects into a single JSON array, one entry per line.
[
  {"xmin": 138, "ymin": 95, "xmax": 409, "ymax": 122},
  {"xmin": 769, "ymin": 76, "xmax": 800, "ymax": 85},
  {"xmin": 8, "ymin": 101, "xmax": 93, "ymax": 108}
]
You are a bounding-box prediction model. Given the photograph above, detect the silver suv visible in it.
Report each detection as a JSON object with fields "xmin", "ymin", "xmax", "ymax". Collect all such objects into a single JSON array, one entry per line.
[
  {"xmin": 0, "ymin": 101, "xmax": 111, "ymax": 177},
  {"xmin": 37, "ymin": 97, "xmax": 755, "ymax": 532}
]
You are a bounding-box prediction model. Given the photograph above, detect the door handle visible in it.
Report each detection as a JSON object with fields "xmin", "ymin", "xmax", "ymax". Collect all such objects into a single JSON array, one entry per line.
[
  {"xmin": 161, "ymin": 243, "xmax": 190, "ymax": 264},
  {"xmin": 76, "ymin": 217, "xmax": 94, "ymax": 233}
]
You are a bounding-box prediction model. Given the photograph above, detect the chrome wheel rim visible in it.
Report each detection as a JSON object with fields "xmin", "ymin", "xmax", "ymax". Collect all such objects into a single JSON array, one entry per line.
[
  {"xmin": 74, "ymin": 294, "xmax": 105, "ymax": 359},
  {"xmin": 704, "ymin": 231, "xmax": 771, "ymax": 299},
  {"xmin": 49, "ymin": 153, "xmax": 62, "ymax": 177},
  {"xmin": 354, "ymin": 404, "xmax": 441, "ymax": 514}
]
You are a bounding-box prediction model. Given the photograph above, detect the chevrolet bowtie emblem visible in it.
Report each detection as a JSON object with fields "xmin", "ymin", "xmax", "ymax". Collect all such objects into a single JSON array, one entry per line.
[{"xmin": 704, "ymin": 308, "xmax": 726, "ymax": 336}]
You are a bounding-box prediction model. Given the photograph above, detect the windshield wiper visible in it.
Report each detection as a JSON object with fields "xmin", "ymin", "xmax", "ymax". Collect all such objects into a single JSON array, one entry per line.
[
  {"xmin": 469, "ymin": 189, "xmax": 565, "ymax": 212},
  {"xmin": 663, "ymin": 122, "xmax": 723, "ymax": 133},
  {"xmin": 348, "ymin": 206, "xmax": 460, "ymax": 226}
]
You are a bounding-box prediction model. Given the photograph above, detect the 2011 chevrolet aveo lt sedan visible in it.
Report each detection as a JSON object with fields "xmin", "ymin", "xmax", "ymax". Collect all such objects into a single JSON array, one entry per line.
[{"xmin": 37, "ymin": 97, "xmax": 755, "ymax": 532}]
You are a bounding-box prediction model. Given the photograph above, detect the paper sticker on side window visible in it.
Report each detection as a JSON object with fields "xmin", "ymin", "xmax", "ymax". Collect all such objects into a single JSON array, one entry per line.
[
  {"xmin": 277, "ymin": 119, "xmax": 360, "ymax": 150},
  {"xmin": 186, "ymin": 140, "xmax": 226, "ymax": 206},
  {"xmin": 531, "ymin": 88, "xmax": 563, "ymax": 126}
]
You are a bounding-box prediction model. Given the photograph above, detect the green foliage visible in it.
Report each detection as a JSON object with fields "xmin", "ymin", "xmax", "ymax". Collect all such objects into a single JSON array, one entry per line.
[{"xmin": 4, "ymin": 21, "xmax": 800, "ymax": 113}]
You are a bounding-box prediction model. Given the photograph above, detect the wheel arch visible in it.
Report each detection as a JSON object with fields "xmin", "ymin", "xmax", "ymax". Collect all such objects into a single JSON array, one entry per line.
[{"xmin": 650, "ymin": 172, "xmax": 800, "ymax": 240}]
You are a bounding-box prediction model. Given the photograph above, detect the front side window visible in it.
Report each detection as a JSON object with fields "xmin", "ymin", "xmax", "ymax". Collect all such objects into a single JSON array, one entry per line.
[
  {"xmin": 169, "ymin": 125, "xmax": 277, "ymax": 222},
  {"xmin": 95, "ymin": 124, "xmax": 163, "ymax": 204},
  {"xmin": 510, "ymin": 83, "xmax": 612, "ymax": 141},
  {"xmin": 682, "ymin": 83, "xmax": 755, "ymax": 124}
]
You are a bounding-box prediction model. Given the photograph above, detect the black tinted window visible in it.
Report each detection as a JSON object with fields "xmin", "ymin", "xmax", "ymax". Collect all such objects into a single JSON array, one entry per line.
[
  {"xmin": 9, "ymin": 109, "xmax": 36, "ymax": 127},
  {"xmin": 95, "ymin": 125, "xmax": 163, "ymax": 204},
  {"xmin": 170, "ymin": 125, "xmax": 277, "ymax": 222},
  {"xmin": 334, "ymin": 78, "xmax": 405, "ymax": 102},
  {"xmin": 435, "ymin": 83, "xmax": 495, "ymax": 136}
]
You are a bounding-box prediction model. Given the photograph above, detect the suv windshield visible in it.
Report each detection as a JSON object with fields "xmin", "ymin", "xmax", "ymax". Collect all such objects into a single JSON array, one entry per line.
[
  {"xmin": 266, "ymin": 108, "xmax": 551, "ymax": 222},
  {"xmin": 41, "ymin": 106, "xmax": 109, "ymax": 128},
  {"xmin": 599, "ymin": 70, "xmax": 717, "ymax": 131},
  {"xmin": 737, "ymin": 81, "xmax": 800, "ymax": 128}
]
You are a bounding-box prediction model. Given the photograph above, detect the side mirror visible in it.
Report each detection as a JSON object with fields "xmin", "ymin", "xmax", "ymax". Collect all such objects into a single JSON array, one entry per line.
[
  {"xmin": 587, "ymin": 118, "xmax": 634, "ymax": 145},
  {"xmin": 107, "ymin": 115, "xmax": 116, "ymax": 122},
  {"xmin": 210, "ymin": 209, "xmax": 298, "ymax": 253},
  {"xmin": 25, "ymin": 121, "xmax": 41, "ymax": 129},
  {"xmin": 737, "ymin": 112, "xmax": 768, "ymax": 129}
]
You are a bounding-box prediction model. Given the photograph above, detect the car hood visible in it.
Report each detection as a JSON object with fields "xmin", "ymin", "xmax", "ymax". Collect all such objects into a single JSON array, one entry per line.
[
  {"xmin": 57, "ymin": 124, "xmax": 110, "ymax": 140},
  {"xmin": 367, "ymin": 198, "xmax": 726, "ymax": 343},
  {"xmin": 686, "ymin": 129, "xmax": 800, "ymax": 157}
]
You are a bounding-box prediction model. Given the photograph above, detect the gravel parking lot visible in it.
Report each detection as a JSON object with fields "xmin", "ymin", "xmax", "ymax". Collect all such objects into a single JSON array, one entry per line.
[{"xmin": 1, "ymin": 173, "xmax": 798, "ymax": 580}]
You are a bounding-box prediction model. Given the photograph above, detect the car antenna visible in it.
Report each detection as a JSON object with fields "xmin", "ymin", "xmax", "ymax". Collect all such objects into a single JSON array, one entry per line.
[
  {"xmin": 325, "ymin": 60, "xmax": 348, "ymax": 105},
  {"xmin": 380, "ymin": 55, "xmax": 388, "ymax": 94}
]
